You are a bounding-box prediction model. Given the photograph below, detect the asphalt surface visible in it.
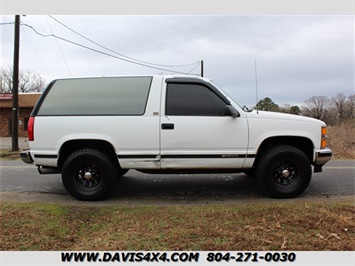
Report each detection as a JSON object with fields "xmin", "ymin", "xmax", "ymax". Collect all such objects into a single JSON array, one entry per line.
[{"xmin": 0, "ymin": 159, "xmax": 354, "ymax": 204}]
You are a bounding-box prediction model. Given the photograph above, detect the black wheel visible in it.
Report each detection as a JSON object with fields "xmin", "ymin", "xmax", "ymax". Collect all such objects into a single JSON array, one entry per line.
[
  {"xmin": 62, "ymin": 149, "xmax": 117, "ymax": 201},
  {"xmin": 256, "ymin": 145, "xmax": 312, "ymax": 198}
]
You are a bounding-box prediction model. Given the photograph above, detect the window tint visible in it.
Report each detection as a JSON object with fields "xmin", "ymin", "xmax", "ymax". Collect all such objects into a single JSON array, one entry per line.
[
  {"xmin": 24, "ymin": 117, "xmax": 29, "ymax": 131},
  {"xmin": 37, "ymin": 77, "xmax": 152, "ymax": 116},
  {"xmin": 166, "ymin": 83, "xmax": 227, "ymax": 116}
]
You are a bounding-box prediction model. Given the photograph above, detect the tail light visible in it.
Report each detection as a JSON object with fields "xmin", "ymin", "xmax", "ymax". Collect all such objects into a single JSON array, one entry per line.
[
  {"xmin": 321, "ymin": 126, "xmax": 327, "ymax": 149},
  {"xmin": 28, "ymin": 117, "xmax": 35, "ymax": 141}
]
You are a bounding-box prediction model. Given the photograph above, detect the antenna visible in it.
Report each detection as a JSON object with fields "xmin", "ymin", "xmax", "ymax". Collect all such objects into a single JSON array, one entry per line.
[{"xmin": 254, "ymin": 58, "xmax": 259, "ymax": 114}]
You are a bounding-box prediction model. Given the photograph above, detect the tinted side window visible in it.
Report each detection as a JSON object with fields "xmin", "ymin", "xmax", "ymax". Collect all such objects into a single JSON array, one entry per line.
[
  {"xmin": 166, "ymin": 83, "xmax": 227, "ymax": 116},
  {"xmin": 37, "ymin": 77, "xmax": 152, "ymax": 116}
]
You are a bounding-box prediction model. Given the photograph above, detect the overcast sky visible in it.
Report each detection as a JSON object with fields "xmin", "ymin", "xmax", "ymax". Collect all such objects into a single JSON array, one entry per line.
[{"xmin": 1, "ymin": 15, "xmax": 353, "ymax": 107}]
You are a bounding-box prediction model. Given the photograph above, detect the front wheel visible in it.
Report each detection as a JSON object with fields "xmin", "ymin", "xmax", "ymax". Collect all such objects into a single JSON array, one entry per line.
[
  {"xmin": 62, "ymin": 149, "xmax": 117, "ymax": 201},
  {"xmin": 256, "ymin": 145, "xmax": 312, "ymax": 198}
]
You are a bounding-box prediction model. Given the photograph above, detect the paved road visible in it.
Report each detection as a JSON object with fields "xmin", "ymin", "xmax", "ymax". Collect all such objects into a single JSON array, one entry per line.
[{"xmin": 0, "ymin": 159, "xmax": 354, "ymax": 204}]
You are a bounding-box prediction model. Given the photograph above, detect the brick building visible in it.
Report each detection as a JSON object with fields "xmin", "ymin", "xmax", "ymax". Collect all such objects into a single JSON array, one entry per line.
[{"xmin": 0, "ymin": 93, "xmax": 41, "ymax": 137}]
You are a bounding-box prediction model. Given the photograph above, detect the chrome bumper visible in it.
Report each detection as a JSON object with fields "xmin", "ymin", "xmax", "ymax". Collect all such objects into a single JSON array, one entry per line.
[
  {"xmin": 314, "ymin": 148, "xmax": 332, "ymax": 172},
  {"xmin": 20, "ymin": 150, "xmax": 34, "ymax": 164}
]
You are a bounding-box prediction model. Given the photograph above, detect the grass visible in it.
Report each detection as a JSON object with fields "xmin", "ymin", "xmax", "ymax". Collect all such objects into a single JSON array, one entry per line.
[
  {"xmin": 0, "ymin": 149, "xmax": 21, "ymax": 160},
  {"xmin": 1, "ymin": 198, "xmax": 354, "ymax": 251},
  {"xmin": 1, "ymin": 121, "xmax": 354, "ymax": 251}
]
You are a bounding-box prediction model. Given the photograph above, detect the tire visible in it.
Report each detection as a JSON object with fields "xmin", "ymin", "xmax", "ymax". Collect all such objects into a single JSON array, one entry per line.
[
  {"xmin": 256, "ymin": 145, "xmax": 312, "ymax": 198},
  {"xmin": 118, "ymin": 169, "xmax": 129, "ymax": 177},
  {"xmin": 243, "ymin": 169, "xmax": 256, "ymax": 178},
  {"xmin": 62, "ymin": 149, "xmax": 117, "ymax": 201}
]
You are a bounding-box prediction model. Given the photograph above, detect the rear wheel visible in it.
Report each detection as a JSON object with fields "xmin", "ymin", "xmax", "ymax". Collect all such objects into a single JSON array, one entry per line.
[
  {"xmin": 256, "ymin": 145, "xmax": 312, "ymax": 198},
  {"xmin": 62, "ymin": 149, "xmax": 117, "ymax": 201},
  {"xmin": 243, "ymin": 168, "xmax": 256, "ymax": 177}
]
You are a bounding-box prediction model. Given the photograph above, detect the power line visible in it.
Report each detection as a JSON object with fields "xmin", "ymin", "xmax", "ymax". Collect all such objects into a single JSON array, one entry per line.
[
  {"xmin": 45, "ymin": 17, "xmax": 72, "ymax": 76},
  {"xmin": 186, "ymin": 62, "xmax": 201, "ymax": 75},
  {"xmin": 0, "ymin": 22, "xmax": 15, "ymax": 25},
  {"xmin": 48, "ymin": 15, "xmax": 200, "ymax": 69},
  {"xmin": 21, "ymin": 26, "xmax": 50, "ymax": 76},
  {"xmin": 21, "ymin": 23, "xmax": 200, "ymax": 75}
]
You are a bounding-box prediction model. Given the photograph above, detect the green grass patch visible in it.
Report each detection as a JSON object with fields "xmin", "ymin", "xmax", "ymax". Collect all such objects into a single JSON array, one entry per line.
[{"xmin": 1, "ymin": 199, "xmax": 354, "ymax": 251}]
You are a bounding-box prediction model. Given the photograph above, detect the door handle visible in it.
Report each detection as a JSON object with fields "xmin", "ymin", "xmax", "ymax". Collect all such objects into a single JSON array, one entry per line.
[{"xmin": 161, "ymin": 123, "xmax": 174, "ymax": 130}]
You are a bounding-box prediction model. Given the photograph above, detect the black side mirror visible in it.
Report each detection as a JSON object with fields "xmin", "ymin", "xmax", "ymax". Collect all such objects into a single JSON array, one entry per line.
[{"xmin": 224, "ymin": 105, "xmax": 240, "ymax": 118}]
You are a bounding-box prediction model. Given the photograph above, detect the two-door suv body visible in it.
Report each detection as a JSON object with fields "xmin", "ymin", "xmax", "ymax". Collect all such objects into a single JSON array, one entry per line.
[{"xmin": 21, "ymin": 75, "xmax": 332, "ymax": 200}]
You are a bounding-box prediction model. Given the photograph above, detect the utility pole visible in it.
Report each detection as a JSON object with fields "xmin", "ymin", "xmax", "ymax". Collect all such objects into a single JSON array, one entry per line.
[
  {"xmin": 12, "ymin": 15, "xmax": 20, "ymax": 151},
  {"xmin": 200, "ymin": 60, "xmax": 204, "ymax": 77}
]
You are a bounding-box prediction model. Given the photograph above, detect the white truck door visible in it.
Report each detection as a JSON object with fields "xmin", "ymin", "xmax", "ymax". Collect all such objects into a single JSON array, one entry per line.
[{"xmin": 160, "ymin": 78, "xmax": 249, "ymax": 169}]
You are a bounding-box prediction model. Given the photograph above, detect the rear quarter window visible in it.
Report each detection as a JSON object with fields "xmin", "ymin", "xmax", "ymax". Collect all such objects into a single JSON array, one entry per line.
[{"xmin": 37, "ymin": 76, "xmax": 152, "ymax": 116}]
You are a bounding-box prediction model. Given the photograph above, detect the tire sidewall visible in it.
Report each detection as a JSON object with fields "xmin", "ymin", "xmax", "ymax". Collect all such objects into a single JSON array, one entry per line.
[
  {"xmin": 62, "ymin": 149, "xmax": 117, "ymax": 201},
  {"xmin": 256, "ymin": 145, "xmax": 311, "ymax": 198}
]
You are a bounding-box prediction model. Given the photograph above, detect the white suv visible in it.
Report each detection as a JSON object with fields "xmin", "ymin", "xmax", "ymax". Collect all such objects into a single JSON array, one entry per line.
[{"xmin": 21, "ymin": 75, "xmax": 332, "ymax": 200}]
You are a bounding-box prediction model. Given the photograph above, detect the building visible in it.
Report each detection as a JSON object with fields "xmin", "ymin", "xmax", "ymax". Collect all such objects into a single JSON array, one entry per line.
[{"xmin": 0, "ymin": 93, "xmax": 41, "ymax": 137}]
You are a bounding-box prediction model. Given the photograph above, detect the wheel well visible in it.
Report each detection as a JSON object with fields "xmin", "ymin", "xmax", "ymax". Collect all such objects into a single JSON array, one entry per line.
[
  {"xmin": 254, "ymin": 136, "xmax": 314, "ymax": 167},
  {"xmin": 58, "ymin": 140, "xmax": 117, "ymax": 168}
]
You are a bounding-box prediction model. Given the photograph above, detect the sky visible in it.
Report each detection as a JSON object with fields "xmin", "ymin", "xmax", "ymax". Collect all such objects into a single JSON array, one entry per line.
[{"xmin": 1, "ymin": 15, "xmax": 354, "ymax": 107}]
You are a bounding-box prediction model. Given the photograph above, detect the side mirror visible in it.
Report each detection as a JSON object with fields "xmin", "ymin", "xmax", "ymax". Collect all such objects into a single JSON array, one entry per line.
[{"xmin": 224, "ymin": 105, "xmax": 240, "ymax": 118}]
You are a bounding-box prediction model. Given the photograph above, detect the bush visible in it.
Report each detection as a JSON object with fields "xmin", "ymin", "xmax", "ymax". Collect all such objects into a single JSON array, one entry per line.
[{"xmin": 327, "ymin": 119, "xmax": 355, "ymax": 159}]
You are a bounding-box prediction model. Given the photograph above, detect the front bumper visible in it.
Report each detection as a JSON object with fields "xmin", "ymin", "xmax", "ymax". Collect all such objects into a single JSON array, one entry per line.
[
  {"xmin": 314, "ymin": 148, "xmax": 332, "ymax": 172},
  {"xmin": 20, "ymin": 150, "xmax": 34, "ymax": 164}
]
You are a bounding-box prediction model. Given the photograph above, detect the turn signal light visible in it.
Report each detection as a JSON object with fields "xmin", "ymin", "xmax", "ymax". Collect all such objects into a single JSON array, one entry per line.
[{"xmin": 321, "ymin": 126, "xmax": 327, "ymax": 149}]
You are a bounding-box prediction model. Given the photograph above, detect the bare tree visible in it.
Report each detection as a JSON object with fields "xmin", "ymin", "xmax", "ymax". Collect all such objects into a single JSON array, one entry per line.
[
  {"xmin": 0, "ymin": 66, "xmax": 46, "ymax": 93},
  {"xmin": 346, "ymin": 94, "xmax": 355, "ymax": 119},
  {"xmin": 0, "ymin": 67, "xmax": 13, "ymax": 93},
  {"xmin": 332, "ymin": 93, "xmax": 347, "ymax": 121},
  {"xmin": 302, "ymin": 95, "xmax": 333, "ymax": 124}
]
